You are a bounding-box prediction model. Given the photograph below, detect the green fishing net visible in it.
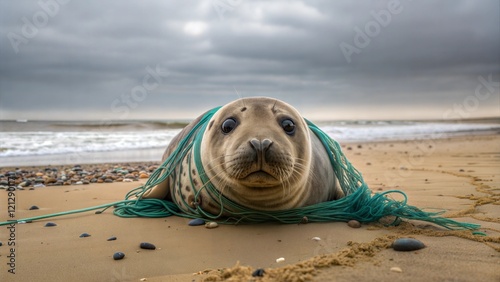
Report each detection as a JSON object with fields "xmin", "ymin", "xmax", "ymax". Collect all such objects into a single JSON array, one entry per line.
[{"xmin": 0, "ymin": 107, "xmax": 479, "ymax": 230}]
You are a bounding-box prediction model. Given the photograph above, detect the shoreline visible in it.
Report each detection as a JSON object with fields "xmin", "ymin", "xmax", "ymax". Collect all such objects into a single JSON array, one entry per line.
[
  {"xmin": 0, "ymin": 133, "xmax": 498, "ymax": 281},
  {"xmin": 1, "ymin": 120, "xmax": 499, "ymax": 168}
]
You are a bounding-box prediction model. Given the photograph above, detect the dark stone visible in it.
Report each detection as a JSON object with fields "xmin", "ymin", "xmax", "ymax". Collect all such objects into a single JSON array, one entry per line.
[
  {"xmin": 29, "ymin": 205, "xmax": 39, "ymax": 210},
  {"xmin": 139, "ymin": 242, "xmax": 156, "ymax": 250},
  {"xmin": 44, "ymin": 222, "xmax": 57, "ymax": 227},
  {"xmin": 392, "ymin": 238, "xmax": 425, "ymax": 252},
  {"xmin": 79, "ymin": 233, "xmax": 91, "ymax": 238},
  {"xmin": 113, "ymin": 252, "xmax": 125, "ymax": 260},
  {"xmin": 107, "ymin": 236, "xmax": 117, "ymax": 241},
  {"xmin": 188, "ymin": 218, "xmax": 205, "ymax": 226},
  {"xmin": 252, "ymin": 268, "xmax": 265, "ymax": 277}
]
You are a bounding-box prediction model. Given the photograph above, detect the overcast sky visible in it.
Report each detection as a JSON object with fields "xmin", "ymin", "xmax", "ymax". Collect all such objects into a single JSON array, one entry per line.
[{"xmin": 0, "ymin": 0, "xmax": 499, "ymax": 121}]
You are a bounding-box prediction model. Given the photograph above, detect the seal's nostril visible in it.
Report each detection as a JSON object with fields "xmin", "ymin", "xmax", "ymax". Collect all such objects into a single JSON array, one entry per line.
[
  {"xmin": 262, "ymin": 139, "xmax": 273, "ymax": 151},
  {"xmin": 249, "ymin": 138, "xmax": 261, "ymax": 151}
]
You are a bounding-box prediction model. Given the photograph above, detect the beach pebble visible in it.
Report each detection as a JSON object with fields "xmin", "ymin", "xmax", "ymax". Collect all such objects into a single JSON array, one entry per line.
[
  {"xmin": 46, "ymin": 177, "xmax": 57, "ymax": 184},
  {"xmin": 113, "ymin": 252, "xmax": 125, "ymax": 260},
  {"xmin": 107, "ymin": 236, "xmax": 117, "ymax": 241},
  {"xmin": 188, "ymin": 218, "xmax": 205, "ymax": 226},
  {"xmin": 139, "ymin": 173, "xmax": 149, "ymax": 179},
  {"xmin": 311, "ymin": 237, "xmax": 321, "ymax": 241},
  {"xmin": 44, "ymin": 222, "xmax": 57, "ymax": 227},
  {"xmin": 79, "ymin": 233, "xmax": 91, "ymax": 238},
  {"xmin": 390, "ymin": 267, "xmax": 403, "ymax": 273},
  {"xmin": 140, "ymin": 278, "xmax": 147, "ymax": 282},
  {"xmin": 29, "ymin": 205, "xmax": 40, "ymax": 210},
  {"xmin": 123, "ymin": 178, "xmax": 133, "ymax": 182},
  {"xmin": 140, "ymin": 242, "xmax": 156, "ymax": 250},
  {"xmin": 276, "ymin": 257, "xmax": 285, "ymax": 263},
  {"xmin": 205, "ymin": 221, "xmax": 218, "ymax": 229},
  {"xmin": 0, "ymin": 241, "xmax": 2, "ymax": 246},
  {"xmin": 347, "ymin": 219, "xmax": 361, "ymax": 228},
  {"xmin": 392, "ymin": 238, "xmax": 425, "ymax": 252},
  {"xmin": 33, "ymin": 183, "xmax": 45, "ymax": 188},
  {"xmin": 252, "ymin": 268, "xmax": 265, "ymax": 277}
]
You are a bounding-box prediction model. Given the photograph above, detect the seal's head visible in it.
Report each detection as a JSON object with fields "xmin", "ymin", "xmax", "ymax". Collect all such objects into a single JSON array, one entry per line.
[{"xmin": 200, "ymin": 97, "xmax": 314, "ymax": 210}]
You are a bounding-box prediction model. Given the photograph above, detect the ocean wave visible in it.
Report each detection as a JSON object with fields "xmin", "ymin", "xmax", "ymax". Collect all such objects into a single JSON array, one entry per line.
[
  {"xmin": 0, "ymin": 130, "xmax": 181, "ymax": 157},
  {"xmin": 0, "ymin": 122, "xmax": 499, "ymax": 158},
  {"xmin": 321, "ymin": 122, "xmax": 500, "ymax": 142}
]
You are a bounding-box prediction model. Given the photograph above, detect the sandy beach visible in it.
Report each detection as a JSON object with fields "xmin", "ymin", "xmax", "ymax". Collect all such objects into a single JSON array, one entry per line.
[{"xmin": 0, "ymin": 134, "xmax": 498, "ymax": 281}]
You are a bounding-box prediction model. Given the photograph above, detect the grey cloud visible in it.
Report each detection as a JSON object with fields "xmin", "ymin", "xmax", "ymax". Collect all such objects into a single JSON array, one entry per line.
[{"xmin": 0, "ymin": 0, "xmax": 498, "ymax": 120}]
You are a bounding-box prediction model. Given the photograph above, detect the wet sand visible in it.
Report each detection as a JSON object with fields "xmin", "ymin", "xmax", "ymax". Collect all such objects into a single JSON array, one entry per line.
[{"xmin": 0, "ymin": 134, "xmax": 498, "ymax": 281}]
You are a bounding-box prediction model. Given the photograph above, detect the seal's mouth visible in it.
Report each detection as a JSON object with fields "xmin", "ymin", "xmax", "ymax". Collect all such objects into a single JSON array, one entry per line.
[{"xmin": 239, "ymin": 171, "xmax": 280, "ymax": 187}]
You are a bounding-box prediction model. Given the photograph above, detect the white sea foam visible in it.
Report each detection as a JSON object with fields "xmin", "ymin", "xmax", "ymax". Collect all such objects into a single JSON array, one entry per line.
[{"xmin": 0, "ymin": 130, "xmax": 181, "ymax": 157}]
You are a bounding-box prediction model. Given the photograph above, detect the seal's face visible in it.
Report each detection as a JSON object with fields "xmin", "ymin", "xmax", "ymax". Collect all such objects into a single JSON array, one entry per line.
[{"xmin": 201, "ymin": 97, "xmax": 312, "ymax": 209}]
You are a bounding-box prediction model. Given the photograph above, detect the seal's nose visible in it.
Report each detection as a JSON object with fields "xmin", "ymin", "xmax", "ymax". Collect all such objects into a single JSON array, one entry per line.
[{"xmin": 249, "ymin": 138, "xmax": 273, "ymax": 153}]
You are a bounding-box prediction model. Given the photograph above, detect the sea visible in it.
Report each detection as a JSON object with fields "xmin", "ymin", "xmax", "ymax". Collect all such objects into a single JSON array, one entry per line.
[{"xmin": 1, "ymin": 118, "xmax": 499, "ymax": 168}]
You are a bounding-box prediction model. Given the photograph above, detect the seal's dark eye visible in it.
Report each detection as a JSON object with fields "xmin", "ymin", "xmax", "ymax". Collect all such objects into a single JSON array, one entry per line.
[
  {"xmin": 281, "ymin": 119, "xmax": 295, "ymax": 135},
  {"xmin": 221, "ymin": 118, "xmax": 237, "ymax": 134}
]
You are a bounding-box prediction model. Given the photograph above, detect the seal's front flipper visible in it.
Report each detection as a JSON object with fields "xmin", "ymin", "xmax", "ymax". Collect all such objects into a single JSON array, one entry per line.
[{"xmin": 141, "ymin": 177, "xmax": 170, "ymax": 200}]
